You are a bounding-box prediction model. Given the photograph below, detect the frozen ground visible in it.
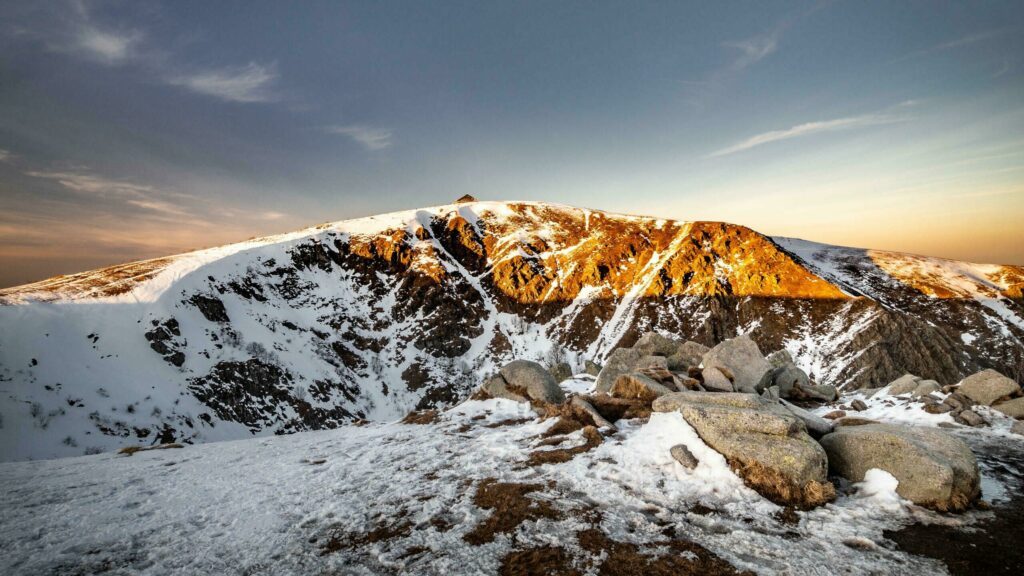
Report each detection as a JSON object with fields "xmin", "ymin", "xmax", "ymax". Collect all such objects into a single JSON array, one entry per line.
[{"xmin": 2, "ymin": 386, "xmax": 1021, "ymax": 576}]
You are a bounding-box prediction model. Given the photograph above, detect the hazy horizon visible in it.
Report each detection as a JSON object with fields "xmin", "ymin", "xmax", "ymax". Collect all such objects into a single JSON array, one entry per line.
[{"xmin": 2, "ymin": 1, "xmax": 1023, "ymax": 288}]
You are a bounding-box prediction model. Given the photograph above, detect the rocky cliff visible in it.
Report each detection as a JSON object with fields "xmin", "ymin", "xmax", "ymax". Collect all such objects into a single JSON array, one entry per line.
[{"xmin": 1, "ymin": 200, "xmax": 1021, "ymax": 460}]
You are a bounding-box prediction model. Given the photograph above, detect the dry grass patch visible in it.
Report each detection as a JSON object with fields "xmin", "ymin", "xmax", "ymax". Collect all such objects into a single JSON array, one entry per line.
[
  {"xmin": 117, "ymin": 443, "xmax": 183, "ymax": 456},
  {"xmin": 727, "ymin": 458, "xmax": 835, "ymax": 509},
  {"xmin": 463, "ymin": 478, "xmax": 562, "ymax": 545},
  {"xmin": 400, "ymin": 409, "xmax": 440, "ymax": 424},
  {"xmin": 528, "ymin": 426, "xmax": 603, "ymax": 466}
]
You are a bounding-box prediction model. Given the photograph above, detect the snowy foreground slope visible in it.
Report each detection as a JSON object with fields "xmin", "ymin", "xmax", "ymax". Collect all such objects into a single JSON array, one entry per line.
[
  {"xmin": 1, "ymin": 384, "xmax": 1022, "ymax": 576},
  {"xmin": 1, "ymin": 200, "xmax": 1023, "ymax": 461}
]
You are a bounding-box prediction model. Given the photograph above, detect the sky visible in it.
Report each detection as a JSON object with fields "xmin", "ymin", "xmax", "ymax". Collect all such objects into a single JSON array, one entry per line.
[{"xmin": 1, "ymin": 0, "xmax": 1023, "ymax": 288}]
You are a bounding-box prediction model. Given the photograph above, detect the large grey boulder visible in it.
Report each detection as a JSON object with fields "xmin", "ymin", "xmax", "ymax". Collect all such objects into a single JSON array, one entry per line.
[
  {"xmin": 595, "ymin": 348, "xmax": 641, "ymax": 393},
  {"xmin": 610, "ymin": 373, "xmax": 675, "ymax": 402},
  {"xmin": 993, "ymin": 397, "xmax": 1024, "ymax": 419},
  {"xmin": 654, "ymin": 391, "xmax": 834, "ymax": 507},
  {"xmin": 819, "ymin": 423, "xmax": 980, "ymax": 511},
  {"xmin": 632, "ymin": 332, "xmax": 681, "ymax": 357},
  {"xmin": 701, "ymin": 335, "xmax": 773, "ymax": 394},
  {"xmin": 885, "ymin": 373, "xmax": 922, "ymax": 396},
  {"xmin": 959, "ymin": 369, "xmax": 1020, "ymax": 406},
  {"xmin": 667, "ymin": 341, "xmax": 709, "ymax": 370},
  {"xmin": 482, "ymin": 360, "xmax": 566, "ymax": 404}
]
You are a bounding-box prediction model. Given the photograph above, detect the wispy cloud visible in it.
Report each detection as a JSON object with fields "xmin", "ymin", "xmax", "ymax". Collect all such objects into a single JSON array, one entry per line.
[
  {"xmin": 722, "ymin": 29, "xmax": 781, "ymax": 72},
  {"xmin": 894, "ymin": 28, "xmax": 1010, "ymax": 62},
  {"xmin": 75, "ymin": 25, "xmax": 139, "ymax": 64},
  {"xmin": 708, "ymin": 112, "xmax": 905, "ymax": 157},
  {"xmin": 326, "ymin": 125, "xmax": 394, "ymax": 151},
  {"xmin": 10, "ymin": 2, "xmax": 282, "ymax": 104},
  {"xmin": 25, "ymin": 169, "xmax": 193, "ymax": 217},
  {"xmin": 166, "ymin": 62, "xmax": 278, "ymax": 103},
  {"xmin": 0, "ymin": 149, "xmax": 12, "ymax": 163}
]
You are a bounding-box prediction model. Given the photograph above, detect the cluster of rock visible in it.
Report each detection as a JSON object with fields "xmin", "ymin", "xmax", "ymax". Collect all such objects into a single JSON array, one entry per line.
[
  {"xmin": 861, "ymin": 369, "xmax": 1024, "ymax": 430},
  {"xmin": 594, "ymin": 332, "xmax": 836, "ymax": 403},
  {"xmin": 470, "ymin": 331, "xmax": 1021, "ymax": 513}
]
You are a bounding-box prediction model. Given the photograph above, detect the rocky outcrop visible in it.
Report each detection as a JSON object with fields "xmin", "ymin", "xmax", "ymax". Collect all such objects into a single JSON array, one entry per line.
[
  {"xmin": 653, "ymin": 391, "xmax": 834, "ymax": 508},
  {"xmin": 819, "ymin": 423, "xmax": 980, "ymax": 511},
  {"xmin": 482, "ymin": 360, "xmax": 566, "ymax": 404}
]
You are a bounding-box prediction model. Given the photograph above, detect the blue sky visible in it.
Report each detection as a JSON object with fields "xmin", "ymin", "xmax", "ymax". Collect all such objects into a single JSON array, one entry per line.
[{"xmin": 1, "ymin": 0, "xmax": 1022, "ymax": 287}]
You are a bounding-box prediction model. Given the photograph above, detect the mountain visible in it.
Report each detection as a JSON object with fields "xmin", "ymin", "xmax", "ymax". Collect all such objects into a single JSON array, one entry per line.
[{"xmin": 1, "ymin": 199, "xmax": 1022, "ymax": 461}]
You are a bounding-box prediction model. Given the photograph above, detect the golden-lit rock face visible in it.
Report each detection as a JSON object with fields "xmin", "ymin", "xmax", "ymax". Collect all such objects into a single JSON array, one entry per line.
[{"xmin": 338, "ymin": 203, "xmax": 849, "ymax": 305}]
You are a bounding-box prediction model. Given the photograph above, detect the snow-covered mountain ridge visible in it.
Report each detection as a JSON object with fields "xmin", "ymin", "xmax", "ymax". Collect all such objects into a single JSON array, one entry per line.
[{"xmin": 1, "ymin": 199, "xmax": 1022, "ymax": 460}]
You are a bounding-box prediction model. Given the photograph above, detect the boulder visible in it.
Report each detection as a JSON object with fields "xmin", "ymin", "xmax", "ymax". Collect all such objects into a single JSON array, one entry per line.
[
  {"xmin": 610, "ymin": 373, "xmax": 675, "ymax": 402},
  {"xmin": 955, "ymin": 409, "xmax": 985, "ymax": 427},
  {"xmin": 885, "ymin": 373, "xmax": 922, "ymax": 396},
  {"xmin": 801, "ymin": 384, "xmax": 838, "ymax": 403},
  {"xmin": 667, "ymin": 341, "xmax": 709, "ymax": 370},
  {"xmin": 632, "ymin": 332, "xmax": 681, "ymax": 357},
  {"xmin": 959, "ymin": 369, "xmax": 1021, "ymax": 406},
  {"xmin": 701, "ymin": 335, "xmax": 773, "ymax": 394},
  {"xmin": 923, "ymin": 403, "xmax": 953, "ymax": 414},
  {"xmin": 549, "ymin": 362, "xmax": 573, "ymax": 384},
  {"xmin": 819, "ymin": 423, "xmax": 980, "ymax": 511},
  {"xmin": 670, "ymin": 444, "xmax": 699, "ymax": 469},
  {"xmin": 492, "ymin": 360, "xmax": 566, "ymax": 404},
  {"xmin": 481, "ymin": 374, "xmax": 529, "ymax": 403},
  {"xmin": 595, "ymin": 348, "xmax": 641, "ymax": 393},
  {"xmin": 701, "ymin": 367, "xmax": 733, "ymax": 392},
  {"xmin": 992, "ymin": 397, "xmax": 1024, "ymax": 419},
  {"xmin": 583, "ymin": 360, "xmax": 602, "ymax": 377},
  {"xmin": 570, "ymin": 396, "xmax": 615, "ymax": 430},
  {"xmin": 943, "ymin": 392, "xmax": 975, "ymax": 412},
  {"xmin": 778, "ymin": 399, "xmax": 835, "ymax": 437},
  {"xmin": 911, "ymin": 380, "xmax": 941, "ymax": 398},
  {"xmin": 850, "ymin": 399, "xmax": 868, "ymax": 412},
  {"xmin": 654, "ymin": 391, "xmax": 834, "ymax": 507},
  {"xmin": 766, "ymin": 349, "xmax": 795, "ymax": 369},
  {"xmin": 772, "ymin": 365, "xmax": 809, "ymax": 398}
]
